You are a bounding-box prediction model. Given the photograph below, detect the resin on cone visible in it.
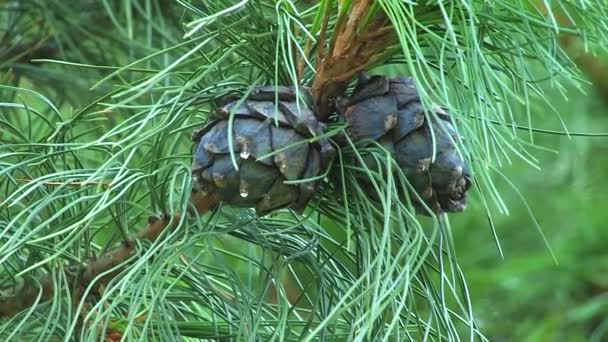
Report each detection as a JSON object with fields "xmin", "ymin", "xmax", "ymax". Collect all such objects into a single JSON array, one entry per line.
[
  {"xmin": 338, "ymin": 74, "xmax": 471, "ymax": 214},
  {"xmin": 192, "ymin": 86, "xmax": 333, "ymax": 215}
]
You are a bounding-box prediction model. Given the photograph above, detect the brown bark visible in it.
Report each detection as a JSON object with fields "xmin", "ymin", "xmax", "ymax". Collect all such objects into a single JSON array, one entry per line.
[
  {"xmin": 0, "ymin": 191, "xmax": 217, "ymax": 319},
  {"xmin": 311, "ymin": 2, "xmax": 395, "ymax": 120},
  {"xmin": 540, "ymin": 2, "xmax": 608, "ymax": 105}
]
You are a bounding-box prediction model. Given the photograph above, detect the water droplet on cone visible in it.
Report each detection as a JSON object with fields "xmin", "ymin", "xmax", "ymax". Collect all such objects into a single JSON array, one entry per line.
[
  {"xmin": 279, "ymin": 162, "xmax": 288, "ymax": 173},
  {"xmin": 236, "ymin": 137, "xmax": 251, "ymax": 159},
  {"xmin": 275, "ymin": 154, "xmax": 288, "ymax": 174},
  {"xmin": 240, "ymin": 180, "xmax": 249, "ymax": 197}
]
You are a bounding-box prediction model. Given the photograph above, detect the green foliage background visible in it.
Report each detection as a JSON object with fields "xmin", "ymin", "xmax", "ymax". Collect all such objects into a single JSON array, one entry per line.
[
  {"xmin": 1, "ymin": 0, "xmax": 608, "ymax": 340},
  {"xmin": 453, "ymin": 78, "xmax": 608, "ymax": 340}
]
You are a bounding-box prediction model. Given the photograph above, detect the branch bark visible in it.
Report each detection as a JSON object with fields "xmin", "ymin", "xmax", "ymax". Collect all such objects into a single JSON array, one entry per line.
[
  {"xmin": 311, "ymin": 2, "xmax": 395, "ymax": 120},
  {"xmin": 0, "ymin": 190, "xmax": 217, "ymax": 319}
]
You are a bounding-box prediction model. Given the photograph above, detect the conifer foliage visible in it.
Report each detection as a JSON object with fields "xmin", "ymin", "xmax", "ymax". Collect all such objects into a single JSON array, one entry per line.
[{"xmin": 1, "ymin": 0, "xmax": 607, "ymax": 340}]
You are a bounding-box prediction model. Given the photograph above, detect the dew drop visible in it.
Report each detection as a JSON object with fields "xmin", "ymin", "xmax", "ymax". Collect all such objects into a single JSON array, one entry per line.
[
  {"xmin": 275, "ymin": 154, "xmax": 288, "ymax": 174},
  {"xmin": 237, "ymin": 137, "xmax": 251, "ymax": 159},
  {"xmin": 279, "ymin": 162, "xmax": 288, "ymax": 174},
  {"xmin": 239, "ymin": 180, "xmax": 249, "ymax": 198},
  {"xmin": 240, "ymin": 144, "xmax": 251, "ymax": 159}
]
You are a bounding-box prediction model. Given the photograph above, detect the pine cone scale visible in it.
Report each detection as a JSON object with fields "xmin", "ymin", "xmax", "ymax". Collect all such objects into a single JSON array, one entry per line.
[{"xmin": 345, "ymin": 94, "xmax": 398, "ymax": 141}]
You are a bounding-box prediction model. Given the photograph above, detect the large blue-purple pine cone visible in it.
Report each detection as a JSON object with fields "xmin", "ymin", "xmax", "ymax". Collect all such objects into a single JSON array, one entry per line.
[
  {"xmin": 338, "ymin": 74, "xmax": 472, "ymax": 214},
  {"xmin": 192, "ymin": 86, "xmax": 333, "ymax": 215}
]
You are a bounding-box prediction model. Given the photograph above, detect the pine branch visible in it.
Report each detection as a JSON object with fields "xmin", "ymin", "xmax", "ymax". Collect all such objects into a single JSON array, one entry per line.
[
  {"xmin": 311, "ymin": 2, "xmax": 395, "ymax": 119},
  {"xmin": 0, "ymin": 191, "xmax": 217, "ymax": 319}
]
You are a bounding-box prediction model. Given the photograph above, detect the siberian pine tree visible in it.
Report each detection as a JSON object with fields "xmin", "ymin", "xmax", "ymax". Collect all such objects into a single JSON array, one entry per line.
[{"xmin": 1, "ymin": 0, "xmax": 608, "ymax": 340}]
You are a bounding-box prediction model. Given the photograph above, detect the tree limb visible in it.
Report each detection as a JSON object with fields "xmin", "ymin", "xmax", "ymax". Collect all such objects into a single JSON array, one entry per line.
[
  {"xmin": 0, "ymin": 190, "xmax": 217, "ymax": 319},
  {"xmin": 311, "ymin": 2, "xmax": 395, "ymax": 120}
]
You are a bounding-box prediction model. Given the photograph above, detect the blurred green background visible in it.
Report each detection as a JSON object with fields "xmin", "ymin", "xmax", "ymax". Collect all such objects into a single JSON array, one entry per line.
[{"xmin": 451, "ymin": 68, "xmax": 608, "ymax": 340}]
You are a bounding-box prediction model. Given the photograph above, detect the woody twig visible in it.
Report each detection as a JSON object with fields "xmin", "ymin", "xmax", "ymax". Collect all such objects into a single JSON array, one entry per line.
[
  {"xmin": 0, "ymin": 190, "xmax": 217, "ymax": 319},
  {"xmin": 311, "ymin": 1, "xmax": 395, "ymax": 120}
]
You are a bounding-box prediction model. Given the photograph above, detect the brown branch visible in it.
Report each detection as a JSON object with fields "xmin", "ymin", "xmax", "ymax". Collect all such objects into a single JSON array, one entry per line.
[
  {"xmin": 0, "ymin": 190, "xmax": 218, "ymax": 319},
  {"xmin": 538, "ymin": 1, "xmax": 608, "ymax": 105},
  {"xmin": 297, "ymin": 0, "xmax": 332, "ymax": 83},
  {"xmin": 331, "ymin": 0, "xmax": 372, "ymax": 56},
  {"xmin": 559, "ymin": 32, "xmax": 608, "ymax": 105},
  {"xmin": 311, "ymin": 2, "xmax": 396, "ymax": 120}
]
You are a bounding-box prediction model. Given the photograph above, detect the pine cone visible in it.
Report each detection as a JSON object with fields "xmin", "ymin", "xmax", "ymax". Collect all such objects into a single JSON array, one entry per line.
[
  {"xmin": 338, "ymin": 74, "xmax": 472, "ymax": 214},
  {"xmin": 192, "ymin": 86, "xmax": 333, "ymax": 215}
]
